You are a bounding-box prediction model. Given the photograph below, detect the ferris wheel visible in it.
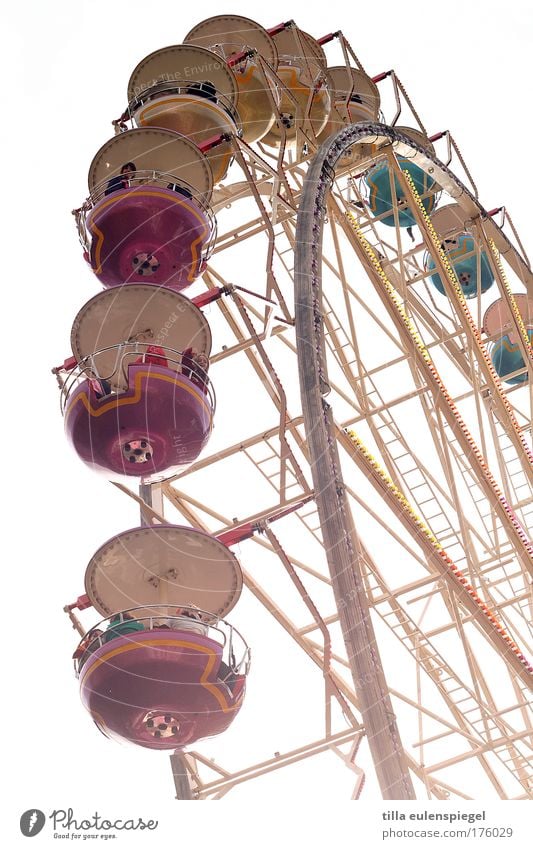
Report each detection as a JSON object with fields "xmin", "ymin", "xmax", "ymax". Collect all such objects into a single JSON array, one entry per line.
[{"xmin": 53, "ymin": 13, "xmax": 533, "ymax": 801}]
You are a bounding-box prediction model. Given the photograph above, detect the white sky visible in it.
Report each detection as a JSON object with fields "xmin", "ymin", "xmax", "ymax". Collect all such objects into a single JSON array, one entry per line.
[{"xmin": 4, "ymin": 0, "xmax": 532, "ymax": 846}]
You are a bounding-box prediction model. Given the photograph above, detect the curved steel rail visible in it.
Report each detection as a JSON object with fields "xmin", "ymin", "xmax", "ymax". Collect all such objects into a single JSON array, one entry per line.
[{"xmin": 294, "ymin": 121, "xmax": 532, "ymax": 800}]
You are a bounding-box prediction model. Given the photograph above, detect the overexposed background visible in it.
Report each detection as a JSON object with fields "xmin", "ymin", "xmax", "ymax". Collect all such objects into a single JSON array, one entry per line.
[{"xmin": 3, "ymin": 0, "xmax": 532, "ymax": 845}]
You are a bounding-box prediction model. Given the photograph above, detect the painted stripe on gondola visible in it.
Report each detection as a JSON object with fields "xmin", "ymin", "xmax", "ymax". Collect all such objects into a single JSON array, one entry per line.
[
  {"xmin": 429, "ymin": 239, "xmax": 478, "ymax": 269},
  {"xmin": 443, "ymin": 239, "xmax": 479, "ymax": 262},
  {"xmin": 368, "ymin": 174, "xmax": 380, "ymax": 212},
  {"xmin": 89, "ymin": 189, "xmax": 209, "ymax": 281},
  {"xmin": 278, "ymin": 67, "xmax": 319, "ymax": 96},
  {"xmin": 136, "ymin": 99, "xmax": 234, "ymax": 182},
  {"xmin": 495, "ymin": 334, "xmax": 533, "ymax": 354},
  {"xmin": 81, "ymin": 638, "xmax": 243, "ymax": 713},
  {"xmin": 138, "ymin": 97, "xmax": 234, "ymax": 124},
  {"xmin": 65, "ymin": 370, "xmax": 212, "ymax": 423},
  {"xmin": 235, "ymin": 64, "xmax": 258, "ymax": 85}
]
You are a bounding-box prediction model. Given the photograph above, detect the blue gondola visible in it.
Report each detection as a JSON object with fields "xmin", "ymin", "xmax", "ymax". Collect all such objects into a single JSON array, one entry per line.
[
  {"xmin": 365, "ymin": 159, "xmax": 436, "ymax": 227},
  {"xmin": 491, "ymin": 330, "xmax": 533, "ymax": 384},
  {"xmin": 426, "ymin": 234, "xmax": 494, "ymax": 299}
]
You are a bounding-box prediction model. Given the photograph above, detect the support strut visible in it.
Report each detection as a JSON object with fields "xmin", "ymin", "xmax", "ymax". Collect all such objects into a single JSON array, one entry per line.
[{"xmin": 294, "ymin": 126, "xmax": 419, "ymax": 800}]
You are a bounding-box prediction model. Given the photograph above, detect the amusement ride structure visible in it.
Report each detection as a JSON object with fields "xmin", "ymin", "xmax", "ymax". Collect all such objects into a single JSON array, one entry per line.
[{"xmin": 53, "ymin": 14, "xmax": 532, "ymax": 800}]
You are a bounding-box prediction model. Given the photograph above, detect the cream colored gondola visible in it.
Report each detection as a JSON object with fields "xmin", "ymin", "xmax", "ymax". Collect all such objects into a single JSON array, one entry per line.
[
  {"xmin": 128, "ymin": 45, "xmax": 242, "ymax": 182},
  {"xmin": 185, "ymin": 14, "xmax": 279, "ymax": 144},
  {"xmin": 261, "ymin": 26, "xmax": 332, "ymax": 147}
]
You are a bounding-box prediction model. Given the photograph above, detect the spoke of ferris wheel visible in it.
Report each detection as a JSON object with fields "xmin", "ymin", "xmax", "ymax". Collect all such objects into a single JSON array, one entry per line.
[{"xmin": 117, "ymin": 124, "xmax": 532, "ymax": 799}]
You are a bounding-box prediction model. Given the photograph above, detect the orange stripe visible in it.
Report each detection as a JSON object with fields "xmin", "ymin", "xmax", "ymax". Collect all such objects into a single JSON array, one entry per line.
[
  {"xmin": 497, "ymin": 335, "xmax": 531, "ymax": 354},
  {"xmin": 444, "ymin": 238, "xmax": 476, "ymax": 262},
  {"xmin": 82, "ymin": 637, "xmax": 242, "ymax": 713},
  {"xmin": 278, "ymin": 66, "xmax": 314, "ymax": 96},
  {"xmin": 136, "ymin": 98, "xmax": 233, "ymax": 182},
  {"xmin": 138, "ymin": 97, "xmax": 232, "ymax": 124},
  {"xmin": 89, "ymin": 189, "xmax": 208, "ymax": 280},
  {"xmin": 65, "ymin": 369, "xmax": 212, "ymax": 423},
  {"xmin": 236, "ymin": 64, "xmax": 257, "ymax": 86},
  {"xmin": 368, "ymin": 173, "xmax": 380, "ymax": 212}
]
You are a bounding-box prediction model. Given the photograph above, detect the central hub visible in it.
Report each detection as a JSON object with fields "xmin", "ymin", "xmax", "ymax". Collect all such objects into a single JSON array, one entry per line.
[
  {"xmin": 280, "ymin": 112, "xmax": 295, "ymax": 128},
  {"xmin": 132, "ymin": 252, "xmax": 160, "ymax": 276},
  {"xmin": 122, "ymin": 439, "xmax": 154, "ymax": 464},
  {"xmin": 144, "ymin": 712, "xmax": 180, "ymax": 739}
]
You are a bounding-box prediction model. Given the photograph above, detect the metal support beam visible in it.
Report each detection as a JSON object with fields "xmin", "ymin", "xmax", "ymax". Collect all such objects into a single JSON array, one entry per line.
[
  {"xmin": 295, "ymin": 129, "xmax": 416, "ymax": 800},
  {"xmin": 170, "ymin": 752, "xmax": 195, "ymax": 800}
]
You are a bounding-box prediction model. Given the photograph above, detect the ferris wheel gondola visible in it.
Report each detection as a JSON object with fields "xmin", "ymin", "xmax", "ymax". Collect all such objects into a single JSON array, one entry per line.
[
  {"xmin": 483, "ymin": 294, "xmax": 533, "ymax": 384},
  {"xmin": 74, "ymin": 128, "xmax": 216, "ymax": 290},
  {"xmin": 62, "ymin": 285, "xmax": 214, "ymax": 479},
  {"xmin": 126, "ymin": 45, "xmax": 242, "ymax": 182},
  {"xmin": 73, "ymin": 525, "xmax": 249, "ymax": 748},
  {"xmin": 184, "ymin": 14, "xmax": 280, "ymax": 144}
]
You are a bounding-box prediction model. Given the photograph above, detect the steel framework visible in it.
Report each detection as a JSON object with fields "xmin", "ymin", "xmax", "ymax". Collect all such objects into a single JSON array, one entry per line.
[{"xmin": 71, "ymin": 32, "xmax": 532, "ymax": 800}]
